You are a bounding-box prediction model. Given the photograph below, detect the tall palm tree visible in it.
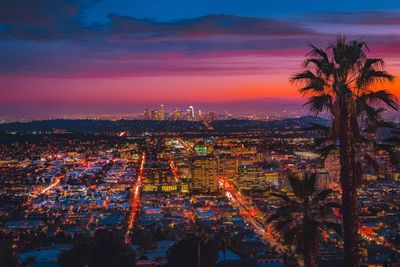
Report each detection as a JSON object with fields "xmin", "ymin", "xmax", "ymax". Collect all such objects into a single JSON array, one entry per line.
[
  {"xmin": 267, "ymin": 173, "xmax": 340, "ymax": 267},
  {"xmin": 291, "ymin": 36, "xmax": 398, "ymax": 267}
]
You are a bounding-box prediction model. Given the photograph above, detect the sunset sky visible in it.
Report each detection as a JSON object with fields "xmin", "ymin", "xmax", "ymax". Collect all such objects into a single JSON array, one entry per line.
[{"xmin": 1, "ymin": 0, "xmax": 400, "ymax": 118}]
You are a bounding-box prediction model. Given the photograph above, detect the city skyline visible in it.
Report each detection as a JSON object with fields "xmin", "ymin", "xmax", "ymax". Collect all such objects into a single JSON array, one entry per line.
[{"xmin": 1, "ymin": 1, "xmax": 400, "ymax": 119}]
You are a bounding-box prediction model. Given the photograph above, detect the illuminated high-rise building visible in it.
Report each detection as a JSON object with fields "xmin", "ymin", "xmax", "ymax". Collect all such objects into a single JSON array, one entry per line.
[
  {"xmin": 159, "ymin": 104, "xmax": 167, "ymax": 121},
  {"xmin": 172, "ymin": 107, "xmax": 182, "ymax": 120},
  {"xmin": 186, "ymin": 109, "xmax": 192, "ymax": 120},
  {"xmin": 191, "ymin": 155, "xmax": 218, "ymax": 192},
  {"xmin": 218, "ymin": 155, "xmax": 238, "ymax": 185},
  {"xmin": 238, "ymin": 163, "xmax": 264, "ymax": 191},
  {"xmin": 144, "ymin": 108, "xmax": 151, "ymax": 120},
  {"xmin": 141, "ymin": 161, "xmax": 190, "ymax": 193},
  {"xmin": 189, "ymin": 106, "xmax": 195, "ymax": 120},
  {"xmin": 151, "ymin": 110, "xmax": 160, "ymax": 120}
]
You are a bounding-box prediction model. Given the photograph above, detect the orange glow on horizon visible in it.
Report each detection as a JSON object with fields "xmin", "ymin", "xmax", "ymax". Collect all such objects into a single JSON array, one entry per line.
[{"xmin": 1, "ymin": 68, "xmax": 399, "ymax": 106}]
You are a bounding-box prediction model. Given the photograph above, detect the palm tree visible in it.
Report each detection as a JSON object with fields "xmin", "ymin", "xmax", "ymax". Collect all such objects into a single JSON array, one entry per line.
[
  {"xmin": 0, "ymin": 234, "xmax": 19, "ymax": 267},
  {"xmin": 167, "ymin": 236, "xmax": 218, "ymax": 267},
  {"xmin": 267, "ymin": 173, "xmax": 341, "ymax": 267},
  {"xmin": 291, "ymin": 36, "xmax": 398, "ymax": 267}
]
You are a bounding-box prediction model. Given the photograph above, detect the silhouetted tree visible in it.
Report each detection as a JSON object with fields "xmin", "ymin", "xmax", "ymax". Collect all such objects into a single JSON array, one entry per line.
[
  {"xmin": 134, "ymin": 230, "xmax": 157, "ymax": 252},
  {"xmin": 112, "ymin": 251, "xmax": 136, "ymax": 267},
  {"xmin": 292, "ymin": 36, "xmax": 398, "ymax": 266},
  {"xmin": 21, "ymin": 256, "xmax": 36, "ymax": 267},
  {"xmin": 0, "ymin": 234, "xmax": 19, "ymax": 267},
  {"xmin": 88, "ymin": 229, "xmax": 127, "ymax": 267},
  {"xmin": 167, "ymin": 236, "xmax": 218, "ymax": 267},
  {"xmin": 267, "ymin": 173, "xmax": 341, "ymax": 267},
  {"xmin": 58, "ymin": 229, "xmax": 134, "ymax": 267},
  {"xmin": 58, "ymin": 244, "xmax": 88, "ymax": 267}
]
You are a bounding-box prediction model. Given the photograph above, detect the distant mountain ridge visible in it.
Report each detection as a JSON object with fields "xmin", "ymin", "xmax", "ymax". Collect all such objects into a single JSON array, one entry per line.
[{"xmin": 0, "ymin": 116, "xmax": 328, "ymax": 133}]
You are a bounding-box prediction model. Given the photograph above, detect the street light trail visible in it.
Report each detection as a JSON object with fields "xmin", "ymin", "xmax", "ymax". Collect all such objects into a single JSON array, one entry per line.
[
  {"xmin": 125, "ymin": 152, "xmax": 146, "ymax": 244},
  {"xmin": 24, "ymin": 175, "xmax": 64, "ymax": 206},
  {"xmin": 39, "ymin": 178, "xmax": 61, "ymax": 195},
  {"xmin": 169, "ymin": 159, "xmax": 179, "ymax": 182},
  {"xmin": 177, "ymin": 138, "xmax": 194, "ymax": 154},
  {"xmin": 218, "ymin": 176, "xmax": 284, "ymax": 252},
  {"xmin": 360, "ymin": 227, "xmax": 399, "ymax": 253}
]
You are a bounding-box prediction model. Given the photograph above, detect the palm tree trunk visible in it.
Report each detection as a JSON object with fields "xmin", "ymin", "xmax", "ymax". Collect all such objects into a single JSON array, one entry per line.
[
  {"xmin": 340, "ymin": 174, "xmax": 359, "ymax": 267},
  {"xmin": 337, "ymin": 97, "xmax": 360, "ymax": 267},
  {"xmin": 303, "ymin": 251, "xmax": 317, "ymax": 267},
  {"xmin": 303, "ymin": 217, "xmax": 318, "ymax": 267}
]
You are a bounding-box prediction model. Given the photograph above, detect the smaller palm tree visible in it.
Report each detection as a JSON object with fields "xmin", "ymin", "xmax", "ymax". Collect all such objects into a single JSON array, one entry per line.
[{"xmin": 267, "ymin": 172, "xmax": 341, "ymax": 267}]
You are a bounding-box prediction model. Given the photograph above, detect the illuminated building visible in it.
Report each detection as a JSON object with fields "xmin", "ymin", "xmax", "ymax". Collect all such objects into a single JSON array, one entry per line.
[
  {"xmin": 316, "ymin": 171, "xmax": 330, "ymax": 189},
  {"xmin": 194, "ymin": 141, "xmax": 211, "ymax": 156},
  {"xmin": 218, "ymin": 155, "xmax": 238, "ymax": 185},
  {"xmin": 189, "ymin": 106, "xmax": 195, "ymax": 119},
  {"xmin": 363, "ymin": 173, "xmax": 378, "ymax": 181},
  {"xmin": 142, "ymin": 182, "xmax": 190, "ymax": 193},
  {"xmin": 196, "ymin": 110, "xmax": 202, "ymax": 120},
  {"xmin": 264, "ymin": 171, "xmax": 280, "ymax": 187},
  {"xmin": 151, "ymin": 110, "xmax": 160, "ymax": 121},
  {"xmin": 159, "ymin": 104, "xmax": 167, "ymax": 121},
  {"xmin": 171, "ymin": 107, "xmax": 182, "ymax": 120},
  {"xmin": 177, "ymin": 163, "xmax": 191, "ymax": 179},
  {"xmin": 141, "ymin": 161, "xmax": 189, "ymax": 193},
  {"xmin": 191, "ymin": 155, "xmax": 218, "ymax": 192},
  {"xmin": 237, "ymin": 163, "xmax": 272, "ymax": 191},
  {"xmin": 142, "ymin": 161, "xmax": 171, "ymax": 185},
  {"xmin": 144, "ymin": 108, "xmax": 151, "ymax": 120},
  {"xmin": 393, "ymin": 167, "xmax": 400, "ymax": 180}
]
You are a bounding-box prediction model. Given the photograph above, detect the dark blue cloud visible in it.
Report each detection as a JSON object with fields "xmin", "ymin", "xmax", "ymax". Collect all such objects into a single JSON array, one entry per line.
[
  {"xmin": 0, "ymin": 0, "xmax": 101, "ymax": 40},
  {"xmin": 293, "ymin": 11, "xmax": 400, "ymax": 25},
  {"xmin": 108, "ymin": 14, "xmax": 311, "ymax": 40},
  {"xmin": 0, "ymin": 7, "xmax": 312, "ymax": 42},
  {"xmin": 2, "ymin": 0, "xmax": 400, "ymax": 43},
  {"xmin": 84, "ymin": 0, "xmax": 400, "ymax": 22}
]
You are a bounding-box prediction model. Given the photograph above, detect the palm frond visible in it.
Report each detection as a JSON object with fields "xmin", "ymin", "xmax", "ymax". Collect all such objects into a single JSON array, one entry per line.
[
  {"xmin": 269, "ymin": 192, "xmax": 292, "ymax": 203},
  {"xmin": 357, "ymin": 69, "xmax": 394, "ymax": 88},
  {"xmin": 266, "ymin": 203, "xmax": 302, "ymax": 224},
  {"xmin": 319, "ymin": 221, "xmax": 343, "ymax": 238},
  {"xmin": 316, "ymin": 144, "xmax": 337, "ymax": 159},
  {"xmin": 269, "ymin": 171, "xmax": 341, "ymax": 257},
  {"xmin": 290, "ymin": 70, "xmax": 318, "ymax": 84},
  {"xmin": 303, "ymin": 173, "xmax": 317, "ymax": 198},
  {"xmin": 286, "ymin": 173, "xmax": 303, "ymax": 199},
  {"xmin": 361, "ymin": 90, "xmax": 399, "ymax": 111},
  {"xmin": 312, "ymin": 189, "xmax": 336, "ymax": 203},
  {"xmin": 304, "ymin": 94, "xmax": 333, "ymax": 114},
  {"xmin": 307, "ymin": 44, "xmax": 329, "ymax": 62}
]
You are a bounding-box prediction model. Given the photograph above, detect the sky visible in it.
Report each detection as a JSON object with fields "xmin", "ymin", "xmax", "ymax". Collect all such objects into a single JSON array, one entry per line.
[{"xmin": 1, "ymin": 0, "xmax": 400, "ymax": 119}]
